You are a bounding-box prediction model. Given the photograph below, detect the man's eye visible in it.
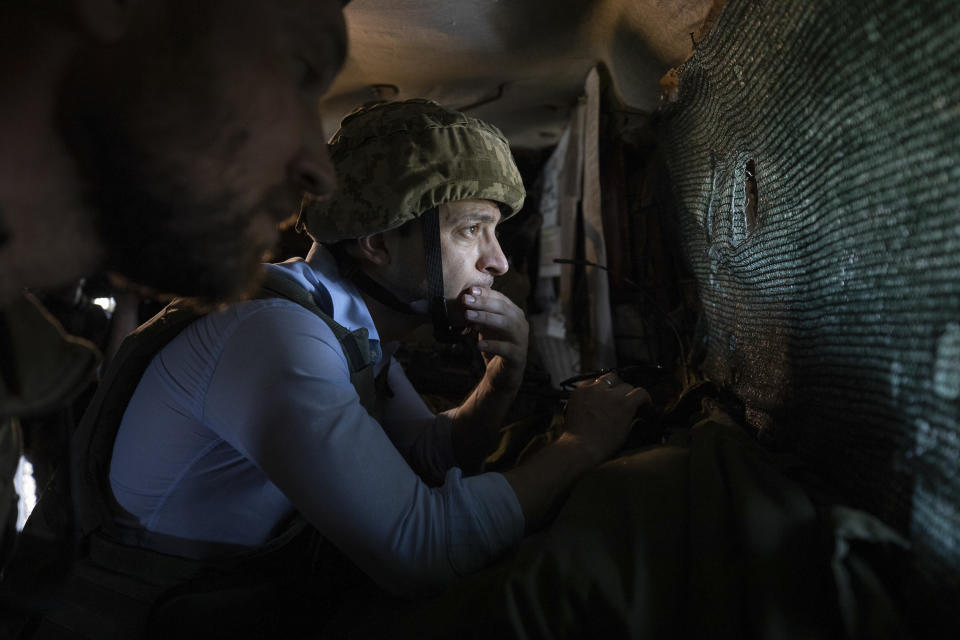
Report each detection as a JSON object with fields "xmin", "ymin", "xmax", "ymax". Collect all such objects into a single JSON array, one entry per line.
[{"xmin": 462, "ymin": 225, "xmax": 480, "ymax": 237}]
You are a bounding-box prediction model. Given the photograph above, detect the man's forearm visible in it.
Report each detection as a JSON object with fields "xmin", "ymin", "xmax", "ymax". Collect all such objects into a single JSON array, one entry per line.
[
  {"xmin": 449, "ymin": 373, "xmax": 519, "ymax": 473},
  {"xmin": 500, "ymin": 432, "xmax": 599, "ymax": 533},
  {"xmin": 500, "ymin": 372, "xmax": 651, "ymax": 533}
]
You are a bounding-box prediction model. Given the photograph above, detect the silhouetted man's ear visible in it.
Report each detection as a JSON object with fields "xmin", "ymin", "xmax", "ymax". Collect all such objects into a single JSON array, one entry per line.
[
  {"xmin": 356, "ymin": 234, "xmax": 391, "ymax": 266},
  {"xmin": 73, "ymin": 0, "xmax": 139, "ymax": 41}
]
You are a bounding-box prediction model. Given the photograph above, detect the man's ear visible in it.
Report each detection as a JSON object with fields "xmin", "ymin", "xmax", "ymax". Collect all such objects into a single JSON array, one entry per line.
[
  {"xmin": 72, "ymin": 0, "xmax": 139, "ymax": 41},
  {"xmin": 356, "ymin": 233, "xmax": 391, "ymax": 266}
]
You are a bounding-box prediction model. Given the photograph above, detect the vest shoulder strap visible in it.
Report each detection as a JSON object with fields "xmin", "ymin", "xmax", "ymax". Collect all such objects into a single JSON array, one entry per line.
[{"xmin": 256, "ymin": 267, "xmax": 376, "ymax": 377}]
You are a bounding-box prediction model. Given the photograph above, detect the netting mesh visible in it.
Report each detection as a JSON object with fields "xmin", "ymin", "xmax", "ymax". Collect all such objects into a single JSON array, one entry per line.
[{"xmin": 659, "ymin": 0, "xmax": 960, "ymax": 589}]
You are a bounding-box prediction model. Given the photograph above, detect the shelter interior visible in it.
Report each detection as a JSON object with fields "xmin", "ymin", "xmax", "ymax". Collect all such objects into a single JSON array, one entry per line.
[{"xmin": 7, "ymin": 0, "xmax": 959, "ymax": 636}]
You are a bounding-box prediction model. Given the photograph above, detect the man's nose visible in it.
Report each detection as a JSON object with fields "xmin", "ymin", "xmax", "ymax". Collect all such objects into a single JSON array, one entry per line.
[
  {"xmin": 479, "ymin": 235, "xmax": 509, "ymax": 277},
  {"xmin": 289, "ymin": 121, "xmax": 336, "ymax": 199},
  {"xmin": 289, "ymin": 146, "xmax": 336, "ymax": 200}
]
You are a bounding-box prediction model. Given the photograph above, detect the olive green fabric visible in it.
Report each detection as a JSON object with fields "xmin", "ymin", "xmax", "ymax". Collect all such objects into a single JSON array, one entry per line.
[
  {"xmin": 658, "ymin": 0, "xmax": 959, "ymax": 614},
  {"xmin": 346, "ymin": 410, "xmax": 915, "ymax": 639},
  {"xmin": 0, "ymin": 294, "xmax": 100, "ymax": 420},
  {"xmin": 301, "ymin": 99, "xmax": 526, "ymax": 243}
]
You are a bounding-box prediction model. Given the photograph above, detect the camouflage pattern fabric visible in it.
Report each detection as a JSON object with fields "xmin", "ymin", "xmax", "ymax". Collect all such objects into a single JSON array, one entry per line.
[{"xmin": 301, "ymin": 99, "xmax": 526, "ymax": 243}]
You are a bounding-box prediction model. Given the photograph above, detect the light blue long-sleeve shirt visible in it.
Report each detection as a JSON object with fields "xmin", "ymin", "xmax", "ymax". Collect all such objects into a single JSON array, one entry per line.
[{"xmin": 109, "ymin": 244, "xmax": 524, "ymax": 594}]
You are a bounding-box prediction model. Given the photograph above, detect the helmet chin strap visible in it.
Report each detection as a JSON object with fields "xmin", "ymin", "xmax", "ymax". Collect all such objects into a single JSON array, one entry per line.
[
  {"xmin": 421, "ymin": 206, "xmax": 463, "ymax": 343},
  {"xmin": 330, "ymin": 207, "xmax": 462, "ymax": 343},
  {"xmin": 342, "ymin": 260, "xmax": 426, "ymax": 316}
]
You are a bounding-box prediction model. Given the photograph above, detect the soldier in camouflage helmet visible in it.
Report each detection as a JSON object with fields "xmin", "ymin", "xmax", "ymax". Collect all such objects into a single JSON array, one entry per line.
[
  {"xmin": 81, "ymin": 100, "xmax": 648, "ymax": 628},
  {"xmin": 300, "ymin": 99, "xmax": 526, "ymax": 243},
  {"xmin": 299, "ymin": 98, "xmax": 528, "ymax": 344}
]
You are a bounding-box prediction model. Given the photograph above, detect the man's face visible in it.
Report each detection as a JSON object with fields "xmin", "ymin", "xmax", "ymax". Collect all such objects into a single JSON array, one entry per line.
[
  {"xmin": 438, "ymin": 199, "xmax": 510, "ymax": 299},
  {"xmin": 383, "ymin": 199, "xmax": 509, "ymax": 303},
  {"xmin": 59, "ymin": 0, "xmax": 347, "ymax": 301}
]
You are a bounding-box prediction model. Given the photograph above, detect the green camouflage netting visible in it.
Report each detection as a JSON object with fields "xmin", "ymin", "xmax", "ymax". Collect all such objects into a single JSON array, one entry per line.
[
  {"xmin": 660, "ymin": 0, "xmax": 960, "ymax": 592},
  {"xmin": 301, "ymin": 99, "xmax": 526, "ymax": 243}
]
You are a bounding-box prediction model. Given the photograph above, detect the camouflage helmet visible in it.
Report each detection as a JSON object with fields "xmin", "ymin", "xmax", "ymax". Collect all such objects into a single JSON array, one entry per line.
[{"xmin": 300, "ymin": 99, "xmax": 526, "ymax": 243}]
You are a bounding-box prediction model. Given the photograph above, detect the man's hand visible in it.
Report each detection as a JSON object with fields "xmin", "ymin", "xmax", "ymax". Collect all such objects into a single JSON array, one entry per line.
[
  {"xmin": 448, "ymin": 286, "xmax": 529, "ymax": 470},
  {"xmin": 460, "ymin": 286, "xmax": 528, "ymax": 391},
  {"xmin": 503, "ymin": 372, "xmax": 651, "ymax": 532},
  {"xmin": 563, "ymin": 372, "xmax": 651, "ymax": 464}
]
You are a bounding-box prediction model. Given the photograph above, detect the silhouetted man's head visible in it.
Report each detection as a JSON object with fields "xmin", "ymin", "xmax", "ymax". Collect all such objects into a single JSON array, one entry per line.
[{"xmin": 3, "ymin": 0, "xmax": 347, "ymax": 303}]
